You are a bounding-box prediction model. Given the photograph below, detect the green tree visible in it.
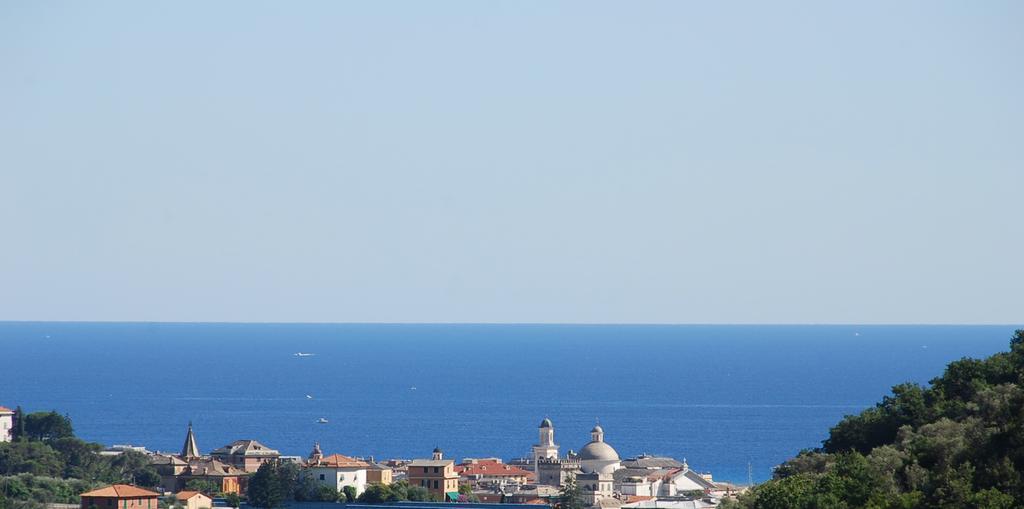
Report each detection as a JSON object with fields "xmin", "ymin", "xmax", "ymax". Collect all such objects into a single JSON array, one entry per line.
[
  {"xmin": 22, "ymin": 412, "xmax": 73, "ymax": 442},
  {"xmin": 357, "ymin": 483, "xmax": 393, "ymax": 504},
  {"xmin": 315, "ymin": 485, "xmax": 341, "ymax": 501},
  {"xmin": 185, "ymin": 478, "xmax": 222, "ymax": 497},
  {"xmin": 109, "ymin": 451, "xmax": 160, "ymax": 487},
  {"xmin": 343, "ymin": 485, "xmax": 357, "ymax": 502},
  {"xmin": 558, "ymin": 474, "xmax": 585, "ymax": 509},
  {"xmin": 748, "ymin": 473, "xmax": 816, "ymax": 509},
  {"xmin": 247, "ymin": 460, "xmax": 296, "ymax": 509},
  {"xmin": 48, "ymin": 438, "xmax": 107, "ymax": 481},
  {"xmin": 735, "ymin": 330, "xmax": 1024, "ymax": 508},
  {"xmin": 0, "ymin": 441, "xmax": 64, "ymax": 477},
  {"xmin": 405, "ymin": 483, "xmax": 431, "ymax": 502},
  {"xmin": 224, "ymin": 492, "xmax": 242, "ymax": 509},
  {"xmin": 12, "ymin": 407, "xmax": 25, "ymax": 442}
]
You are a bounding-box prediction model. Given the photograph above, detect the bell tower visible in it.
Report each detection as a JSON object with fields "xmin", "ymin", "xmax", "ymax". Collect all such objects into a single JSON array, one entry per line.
[{"xmin": 532, "ymin": 418, "xmax": 560, "ymax": 472}]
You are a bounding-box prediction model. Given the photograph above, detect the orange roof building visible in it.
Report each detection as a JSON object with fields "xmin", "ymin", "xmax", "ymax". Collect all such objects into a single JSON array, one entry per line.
[
  {"xmin": 305, "ymin": 450, "xmax": 373, "ymax": 497},
  {"xmin": 456, "ymin": 458, "xmax": 533, "ymax": 486},
  {"xmin": 80, "ymin": 484, "xmax": 159, "ymax": 509},
  {"xmin": 175, "ymin": 490, "xmax": 213, "ymax": 509}
]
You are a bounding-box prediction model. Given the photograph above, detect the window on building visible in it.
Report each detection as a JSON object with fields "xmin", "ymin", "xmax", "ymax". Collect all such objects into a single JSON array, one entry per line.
[
  {"xmin": 320, "ymin": 474, "xmax": 325, "ymax": 480},
  {"xmin": 433, "ymin": 467, "xmax": 439, "ymax": 473},
  {"xmin": 434, "ymin": 480, "xmax": 439, "ymax": 489}
]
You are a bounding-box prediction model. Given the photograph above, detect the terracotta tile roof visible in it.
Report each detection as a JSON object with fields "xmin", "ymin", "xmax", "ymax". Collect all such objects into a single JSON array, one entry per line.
[
  {"xmin": 312, "ymin": 453, "xmax": 371, "ymax": 468},
  {"xmin": 81, "ymin": 485, "xmax": 160, "ymax": 498},
  {"xmin": 456, "ymin": 461, "xmax": 532, "ymax": 478},
  {"xmin": 175, "ymin": 491, "xmax": 208, "ymax": 500},
  {"xmin": 0, "ymin": 406, "xmax": 13, "ymax": 414},
  {"xmin": 623, "ymin": 496, "xmax": 656, "ymax": 504}
]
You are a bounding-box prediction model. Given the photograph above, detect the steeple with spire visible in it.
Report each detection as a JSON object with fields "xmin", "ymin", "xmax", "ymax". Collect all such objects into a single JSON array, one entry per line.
[{"xmin": 181, "ymin": 421, "xmax": 200, "ymax": 459}]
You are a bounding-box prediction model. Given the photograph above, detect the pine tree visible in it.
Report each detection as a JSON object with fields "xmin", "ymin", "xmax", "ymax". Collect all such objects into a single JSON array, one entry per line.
[
  {"xmin": 13, "ymin": 406, "xmax": 24, "ymax": 440},
  {"xmin": 247, "ymin": 461, "xmax": 286, "ymax": 509},
  {"xmin": 559, "ymin": 474, "xmax": 585, "ymax": 509}
]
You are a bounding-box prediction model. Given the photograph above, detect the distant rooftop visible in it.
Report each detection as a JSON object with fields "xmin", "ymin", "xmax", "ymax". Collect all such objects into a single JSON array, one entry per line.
[{"xmin": 210, "ymin": 439, "xmax": 280, "ymax": 457}]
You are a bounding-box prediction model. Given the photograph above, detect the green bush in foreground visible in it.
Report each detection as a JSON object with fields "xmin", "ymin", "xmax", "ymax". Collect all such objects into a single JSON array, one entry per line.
[
  {"xmin": 0, "ymin": 473, "xmax": 103, "ymax": 508},
  {"xmin": 724, "ymin": 330, "xmax": 1024, "ymax": 509}
]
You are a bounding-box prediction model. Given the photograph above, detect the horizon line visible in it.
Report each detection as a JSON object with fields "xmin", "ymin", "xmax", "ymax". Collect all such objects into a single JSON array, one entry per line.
[{"xmin": 0, "ymin": 320, "xmax": 1019, "ymax": 327}]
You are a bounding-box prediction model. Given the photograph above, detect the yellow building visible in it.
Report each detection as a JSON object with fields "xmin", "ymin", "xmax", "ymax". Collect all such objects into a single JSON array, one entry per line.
[
  {"xmin": 366, "ymin": 463, "xmax": 393, "ymax": 485},
  {"xmin": 407, "ymin": 449, "xmax": 459, "ymax": 501},
  {"xmin": 175, "ymin": 491, "xmax": 213, "ymax": 509}
]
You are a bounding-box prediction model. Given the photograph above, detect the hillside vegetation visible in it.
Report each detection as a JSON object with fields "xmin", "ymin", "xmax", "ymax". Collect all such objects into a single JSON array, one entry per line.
[
  {"xmin": 0, "ymin": 411, "xmax": 157, "ymax": 508},
  {"xmin": 724, "ymin": 330, "xmax": 1024, "ymax": 509}
]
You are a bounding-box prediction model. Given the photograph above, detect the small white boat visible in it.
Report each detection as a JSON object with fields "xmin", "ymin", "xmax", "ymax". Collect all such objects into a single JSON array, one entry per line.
[
  {"xmin": 295, "ymin": 352, "xmax": 315, "ymax": 357},
  {"xmin": 306, "ymin": 394, "xmax": 313, "ymax": 399},
  {"xmin": 317, "ymin": 418, "xmax": 329, "ymax": 424},
  {"xmin": 409, "ymin": 386, "xmax": 417, "ymax": 391}
]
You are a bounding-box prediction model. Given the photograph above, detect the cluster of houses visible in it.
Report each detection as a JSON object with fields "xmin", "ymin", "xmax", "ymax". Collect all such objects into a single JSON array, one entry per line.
[{"xmin": 2, "ymin": 406, "xmax": 740, "ymax": 509}]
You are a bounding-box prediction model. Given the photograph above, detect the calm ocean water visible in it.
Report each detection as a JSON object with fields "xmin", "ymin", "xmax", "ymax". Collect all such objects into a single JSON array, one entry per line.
[{"xmin": 0, "ymin": 322, "xmax": 1015, "ymax": 483}]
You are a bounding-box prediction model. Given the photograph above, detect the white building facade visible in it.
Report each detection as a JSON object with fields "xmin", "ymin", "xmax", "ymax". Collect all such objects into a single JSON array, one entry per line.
[
  {"xmin": 0, "ymin": 406, "xmax": 14, "ymax": 442},
  {"xmin": 305, "ymin": 453, "xmax": 370, "ymax": 496}
]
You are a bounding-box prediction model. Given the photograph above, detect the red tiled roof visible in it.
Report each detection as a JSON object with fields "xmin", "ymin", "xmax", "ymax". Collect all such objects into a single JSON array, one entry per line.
[
  {"xmin": 0, "ymin": 406, "xmax": 13, "ymax": 414},
  {"xmin": 456, "ymin": 460, "xmax": 532, "ymax": 478},
  {"xmin": 313, "ymin": 453, "xmax": 371, "ymax": 468},
  {"xmin": 623, "ymin": 496, "xmax": 656, "ymax": 504},
  {"xmin": 81, "ymin": 485, "xmax": 160, "ymax": 498}
]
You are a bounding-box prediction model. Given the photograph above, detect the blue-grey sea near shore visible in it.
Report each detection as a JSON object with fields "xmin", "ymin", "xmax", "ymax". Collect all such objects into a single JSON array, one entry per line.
[{"xmin": 0, "ymin": 322, "xmax": 1014, "ymax": 483}]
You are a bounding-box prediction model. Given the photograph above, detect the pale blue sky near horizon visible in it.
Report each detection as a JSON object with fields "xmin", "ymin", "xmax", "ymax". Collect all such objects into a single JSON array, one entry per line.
[{"xmin": 1, "ymin": 2, "xmax": 1021, "ymax": 324}]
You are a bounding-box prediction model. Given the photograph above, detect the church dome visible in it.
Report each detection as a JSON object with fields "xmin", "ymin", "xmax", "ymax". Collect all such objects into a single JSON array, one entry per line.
[
  {"xmin": 579, "ymin": 440, "xmax": 619, "ymax": 461},
  {"xmin": 540, "ymin": 418, "xmax": 553, "ymax": 428}
]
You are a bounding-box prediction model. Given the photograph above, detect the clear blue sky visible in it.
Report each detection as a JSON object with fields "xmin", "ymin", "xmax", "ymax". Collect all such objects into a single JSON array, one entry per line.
[{"xmin": 1, "ymin": 2, "xmax": 1021, "ymax": 324}]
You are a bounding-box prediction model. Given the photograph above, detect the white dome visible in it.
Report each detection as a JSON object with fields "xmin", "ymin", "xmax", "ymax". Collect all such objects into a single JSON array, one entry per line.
[{"xmin": 579, "ymin": 440, "xmax": 619, "ymax": 461}]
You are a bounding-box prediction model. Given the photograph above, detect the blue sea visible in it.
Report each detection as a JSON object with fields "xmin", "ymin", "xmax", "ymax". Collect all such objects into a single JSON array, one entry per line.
[{"xmin": 0, "ymin": 323, "xmax": 1016, "ymax": 483}]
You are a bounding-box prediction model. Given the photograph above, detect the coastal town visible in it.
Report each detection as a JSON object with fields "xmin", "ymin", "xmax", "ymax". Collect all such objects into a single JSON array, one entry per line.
[{"xmin": 0, "ymin": 406, "xmax": 742, "ymax": 508}]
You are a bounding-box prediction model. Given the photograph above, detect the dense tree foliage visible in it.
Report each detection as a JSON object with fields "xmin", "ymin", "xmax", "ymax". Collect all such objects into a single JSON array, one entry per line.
[
  {"xmin": 0, "ymin": 442, "xmax": 64, "ymax": 477},
  {"xmin": 223, "ymin": 492, "xmax": 242, "ymax": 508},
  {"xmin": 21, "ymin": 412, "xmax": 73, "ymax": 442},
  {"xmin": 184, "ymin": 478, "xmax": 222, "ymax": 497},
  {"xmin": 724, "ymin": 330, "xmax": 1024, "ymax": 509},
  {"xmin": 355, "ymin": 480, "xmax": 433, "ymax": 503},
  {"xmin": 0, "ymin": 473, "xmax": 102, "ymax": 508},
  {"xmin": 247, "ymin": 460, "xmax": 299, "ymax": 508},
  {"xmin": 0, "ymin": 410, "xmax": 158, "ymax": 507}
]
